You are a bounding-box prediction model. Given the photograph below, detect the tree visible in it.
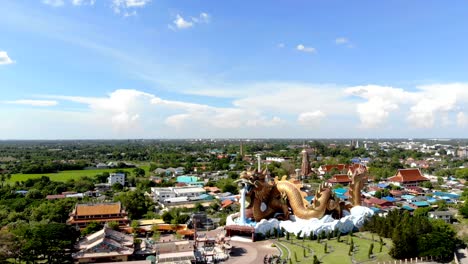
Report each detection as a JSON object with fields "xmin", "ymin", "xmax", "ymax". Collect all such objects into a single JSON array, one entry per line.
[
  {"xmin": 114, "ymin": 190, "xmax": 152, "ymax": 219},
  {"xmin": 131, "ymin": 220, "xmax": 140, "ymax": 236},
  {"xmin": 459, "ymin": 201, "xmax": 468, "ymax": 218},
  {"xmin": 368, "ymin": 243, "xmax": 374, "ymax": 258},
  {"xmin": 82, "ymin": 221, "xmax": 103, "ymax": 236},
  {"xmin": 107, "ymin": 221, "xmax": 120, "ymax": 230},
  {"xmin": 13, "ymin": 223, "xmax": 79, "ymax": 263},
  {"xmin": 112, "ymin": 182, "xmax": 124, "ymax": 191},
  {"xmin": 324, "ymin": 242, "xmax": 327, "ymax": 253},
  {"xmin": 437, "ymin": 176, "xmax": 444, "ymax": 185},
  {"xmin": 421, "ymin": 181, "xmax": 433, "ymax": 189},
  {"xmin": 194, "ymin": 202, "xmax": 205, "ymax": 212},
  {"xmin": 133, "ymin": 167, "xmax": 146, "ymax": 177},
  {"xmin": 313, "ymin": 255, "xmax": 319, "ymax": 264},
  {"xmin": 0, "ymin": 230, "xmax": 20, "ymax": 262},
  {"xmin": 374, "ymin": 190, "xmax": 382, "ymax": 199}
]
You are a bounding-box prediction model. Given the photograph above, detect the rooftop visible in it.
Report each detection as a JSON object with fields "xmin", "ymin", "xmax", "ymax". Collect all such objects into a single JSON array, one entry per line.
[
  {"xmin": 388, "ymin": 169, "xmax": 429, "ymax": 183},
  {"xmin": 75, "ymin": 202, "xmax": 122, "ymax": 216}
]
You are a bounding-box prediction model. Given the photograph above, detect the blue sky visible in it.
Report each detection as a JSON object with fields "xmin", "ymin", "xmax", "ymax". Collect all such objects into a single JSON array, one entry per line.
[{"xmin": 1, "ymin": 0, "xmax": 468, "ymax": 139}]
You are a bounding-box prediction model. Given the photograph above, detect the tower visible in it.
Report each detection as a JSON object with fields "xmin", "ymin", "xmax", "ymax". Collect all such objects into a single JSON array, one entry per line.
[
  {"xmin": 301, "ymin": 149, "xmax": 311, "ymax": 177},
  {"xmin": 239, "ymin": 141, "xmax": 244, "ymax": 157}
]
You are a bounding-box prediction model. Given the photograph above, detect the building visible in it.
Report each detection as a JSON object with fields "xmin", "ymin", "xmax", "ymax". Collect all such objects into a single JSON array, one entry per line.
[
  {"xmin": 327, "ymin": 174, "xmax": 352, "ymax": 186},
  {"xmin": 363, "ymin": 197, "xmax": 394, "ymax": 208},
  {"xmin": 151, "ymin": 186, "xmax": 207, "ymax": 203},
  {"xmin": 67, "ymin": 202, "xmax": 129, "ymax": 229},
  {"xmin": 301, "ymin": 149, "xmax": 311, "ymax": 177},
  {"xmin": 387, "ymin": 169, "xmax": 429, "ymax": 187},
  {"xmin": 318, "ymin": 164, "xmax": 348, "ymax": 175},
  {"xmin": 428, "ymin": 211, "xmax": 453, "ymax": 223},
  {"xmin": 457, "ymin": 147, "xmax": 468, "ymax": 158},
  {"xmin": 265, "ymin": 157, "xmax": 287, "ymax": 163},
  {"xmin": 72, "ymin": 227, "xmax": 134, "ymax": 263},
  {"xmin": 108, "ymin": 172, "xmax": 125, "ymax": 186}
]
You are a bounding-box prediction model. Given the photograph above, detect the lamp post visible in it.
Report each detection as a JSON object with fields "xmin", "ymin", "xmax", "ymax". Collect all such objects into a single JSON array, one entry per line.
[{"xmin": 255, "ymin": 154, "xmax": 262, "ymax": 173}]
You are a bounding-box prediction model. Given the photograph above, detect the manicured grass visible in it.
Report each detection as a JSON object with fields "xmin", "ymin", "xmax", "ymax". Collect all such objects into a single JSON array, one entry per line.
[
  {"xmin": 8, "ymin": 165, "xmax": 149, "ymax": 183},
  {"xmin": 277, "ymin": 232, "xmax": 394, "ymax": 264}
]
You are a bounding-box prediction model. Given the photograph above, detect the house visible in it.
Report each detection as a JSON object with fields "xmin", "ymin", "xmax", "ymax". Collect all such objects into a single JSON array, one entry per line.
[
  {"xmin": 108, "ymin": 173, "xmax": 125, "ymax": 186},
  {"xmin": 67, "ymin": 202, "xmax": 129, "ymax": 229},
  {"xmin": 428, "ymin": 211, "xmax": 453, "ymax": 223},
  {"xmin": 364, "ymin": 197, "xmax": 393, "ymax": 208},
  {"xmin": 72, "ymin": 227, "xmax": 133, "ymax": 263},
  {"xmin": 327, "ymin": 174, "xmax": 352, "ymax": 186},
  {"xmin": 96, "ymin": 163, "xmax": 108, "ymax": 169},
  {"xmin": 387, "ymin": 169, "xmax": 429, "ymax": 187},
  {"xmin": 151, "ymin": 186, "xmax": 206, "ymax": 203},
  {"xmin": 411, "ymin": 201, "xmax": 430, "ymax": 208}
]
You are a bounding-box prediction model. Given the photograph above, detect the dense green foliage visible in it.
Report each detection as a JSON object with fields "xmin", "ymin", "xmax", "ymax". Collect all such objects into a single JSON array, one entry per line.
[{"xmin": 364, "ymin": 210, "xmax": 457, "ymax": 261}]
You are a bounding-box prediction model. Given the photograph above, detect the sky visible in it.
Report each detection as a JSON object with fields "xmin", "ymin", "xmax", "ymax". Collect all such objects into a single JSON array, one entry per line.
[{"xmin": 2, "ymin": 0, "xmax": 468, "ymax": 139}]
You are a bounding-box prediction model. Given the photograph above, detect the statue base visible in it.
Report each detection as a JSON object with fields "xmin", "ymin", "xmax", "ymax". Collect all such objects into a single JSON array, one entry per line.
[{"xmin": 226, "ymin": 206, "xmax": 374, "ymax": 238}]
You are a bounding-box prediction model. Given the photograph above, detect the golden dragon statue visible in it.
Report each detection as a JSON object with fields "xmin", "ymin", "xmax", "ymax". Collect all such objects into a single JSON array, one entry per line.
[{"xmin": 237, "ymin": 165, "xmax": 367, "ymax": 222}]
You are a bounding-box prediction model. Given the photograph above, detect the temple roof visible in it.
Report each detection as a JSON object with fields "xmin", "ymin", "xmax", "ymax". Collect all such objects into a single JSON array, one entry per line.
[
  {"xmin": 75, "ymin": 202, "xmax": 122, "ymax": 216},
  {"xmin": 73, "ymin": 227, "xmax": 134, "ymax": 259},
  {"xmin": 388, "ymin": 169, "xmax": 428, "ymax": 183}
]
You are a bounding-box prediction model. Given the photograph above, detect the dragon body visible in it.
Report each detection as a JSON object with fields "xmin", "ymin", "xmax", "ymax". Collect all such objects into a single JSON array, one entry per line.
[{"xmin": 239, "ymin": 166, "xmax": 366, "ymax": 222}]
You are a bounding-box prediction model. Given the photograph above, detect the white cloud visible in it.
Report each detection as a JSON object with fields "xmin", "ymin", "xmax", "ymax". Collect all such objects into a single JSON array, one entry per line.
[
  {"xmin": 346, "ymin": 83, "xmax": 468, "ymax": 129},
  {"xmin": 42, "ymin": 0, "xmax": 64, "ymax": 7},
  {"xmin": 112, "ymin": 0, "xmax": 150, "ymax": 15},
  {"xmin": 296, "ymin": 44, "xmax": 316, "ymax": 53},
  {"xmin": 335, "ymin": 37, "xmax": 349, "ymax": 44},
  {"xmin": 457, "ymin": 112, "xmax": 468, "ymax": 127},
  {"xmin": 192, "ymin": 12, "xmax": 210, "ymax": 23},
  {"xmin": 44, "ymin": 89, "xmax": 283, "ymax": 133},
  {"xmin": 0, "ymin": 51, "xmax": 14, "ymax": 65},
  {"xmin": 277, "ymin": 43, "xmax": 285, "ymax": 48},
  {"xmin": 4, "ymin": 100, "xmax": 58, "ymax": 107},
  {"xmin": 71, "ymin": 0, "xmax": 95, "ymax": 6},
  {"xmin": 170, "ymin": 13, "xmax": 210, "ymax": 30},
  {"xmin": 345, "ymin": 85, "xmax": 414, "ymax": 128},
  {"xmin": 297, "ymin": 111, "xmax": 325, "ymax": 127},
  {"xmin": 172, "ymin": 14, "xmax": 193, "ymax": 29}
]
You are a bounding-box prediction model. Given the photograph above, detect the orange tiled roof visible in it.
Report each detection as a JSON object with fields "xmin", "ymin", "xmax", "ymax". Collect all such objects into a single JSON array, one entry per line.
[
  {"xmin": 388, "ymin": 169, "xmax": 428, "ymax": 183},
  {"xmin": 328, "ymin": 174, "xmax": 351, "ymax": 183},
  {"xmin": 75, "ymin": 203, "xmax": 122, "ymax": 216}
]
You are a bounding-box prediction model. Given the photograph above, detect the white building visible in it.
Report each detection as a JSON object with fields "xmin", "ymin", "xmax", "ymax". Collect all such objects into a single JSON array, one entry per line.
[
  {"xmin": 428, "ymin": 211, "xmax": 453, "ymax": 224},
  {"xmin": 151, "ymin": 186, "xmax": 206, "ymax": 203},
  {"xmin": 151, "ymin": 187, "xmax": 177, "ymax": 202},
  {"xmin": 108, "ymin": 173, "xmax": 126, "ymax": 186},
  {"xmin": 266, "ymin": 157, "xmax": 286, "ymax": 163}
]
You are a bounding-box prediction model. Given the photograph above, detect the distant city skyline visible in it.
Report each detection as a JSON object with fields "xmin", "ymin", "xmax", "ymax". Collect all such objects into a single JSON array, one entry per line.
[{"xmin": 2, "ymin": 1, "xmax": 468, "ymax": 139}]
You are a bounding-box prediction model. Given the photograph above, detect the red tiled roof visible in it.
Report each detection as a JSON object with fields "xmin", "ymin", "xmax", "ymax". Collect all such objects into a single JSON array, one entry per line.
[
  {"xmin": 388, "ymin": 169, "xmax": 429, "ymax": 183},
  {"xmin": 328, "ymin": 174, "xmax": 351, "ymax": 183},
  {"xmin": 348, "ymin": 164, "xmax": 367, "ymax": 173},
  {"xmin": 321, "ymin": 164, "xmax": 348, "ymax": 172},
  {"xmin": 390, "ymin": 190, "xmax": 403, "ymax": 197},
  {"xmin": 221, "ymin": 200, "xmax": 234, "ymax": 208},
  {"xmin": 365, "ymin": 197, "xmax": 393, "ymax": 206}
]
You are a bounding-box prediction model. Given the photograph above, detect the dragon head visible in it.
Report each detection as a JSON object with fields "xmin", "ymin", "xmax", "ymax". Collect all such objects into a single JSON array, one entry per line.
[{"xmin": 236, "ymin": 168, "xmax": 269, "ymax": 195}]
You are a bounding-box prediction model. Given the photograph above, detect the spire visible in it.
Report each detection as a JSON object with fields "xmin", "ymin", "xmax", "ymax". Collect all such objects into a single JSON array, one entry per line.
[
  {"xmin": 301, "ymin": 149, "xmax": 311, "ymax": 177},
  {"xmin": 239, "ymin": 141, "xmax": 244, "ymax": 157}
]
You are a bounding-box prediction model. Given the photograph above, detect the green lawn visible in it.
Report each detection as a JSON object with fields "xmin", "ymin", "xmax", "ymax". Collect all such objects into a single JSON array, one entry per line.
[
  {"xmin": 277, "ymin": 232, "xmax": 394, "ymax": 264},
  {"xmin": 8, "ymin": 165, "xmax": 149, "ymax": 183}
]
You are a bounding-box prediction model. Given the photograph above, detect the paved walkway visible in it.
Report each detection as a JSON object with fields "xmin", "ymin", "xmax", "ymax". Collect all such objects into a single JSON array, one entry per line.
[
  {"xmin": 225, "ymin": 239, "xmax": 278, "ymax": 264},
  {"xmin": 456, "ymin": 248, "xmax": 468, "ymax": 264}
]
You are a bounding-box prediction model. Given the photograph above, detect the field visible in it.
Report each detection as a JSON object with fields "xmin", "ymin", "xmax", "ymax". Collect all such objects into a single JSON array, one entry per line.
[
  {"xmin": 274, "ymin": 232, "xmax": 394, "ymax": 264},
  {"xmin": 7, "ymin": 165, "xmax": 150, "ymax": 183}
]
